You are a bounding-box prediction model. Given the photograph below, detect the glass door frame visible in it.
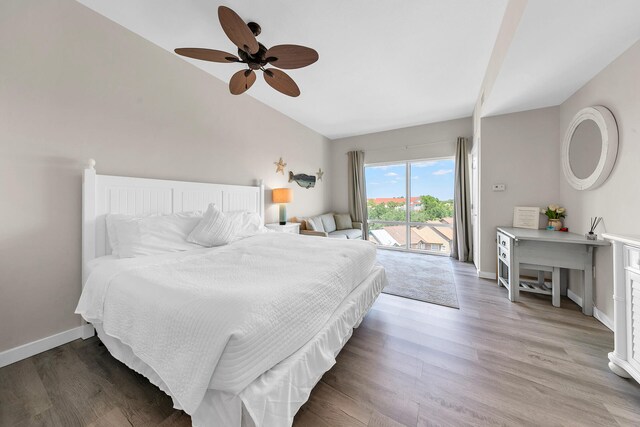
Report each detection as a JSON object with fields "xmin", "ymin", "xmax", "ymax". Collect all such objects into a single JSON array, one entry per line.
[{"xmin": 365, "ymin": 156, "xmax": 455, "ymax": 256}]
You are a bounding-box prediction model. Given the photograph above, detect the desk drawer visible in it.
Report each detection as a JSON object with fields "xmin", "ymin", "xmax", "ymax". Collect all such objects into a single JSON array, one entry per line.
[
  {"xmin": 497, "ymin": 232, "xmax": 511, "ymax": 254},
  {"xmin": 625, "ymin": 245, "xmax": 640, "ymax": 273},
  {"xmin": 498, "ymin": 245, "xmax": 510, "ymax": 263}
]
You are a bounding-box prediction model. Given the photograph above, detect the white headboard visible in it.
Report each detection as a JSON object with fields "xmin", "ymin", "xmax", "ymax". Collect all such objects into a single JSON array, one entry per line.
[{"xmin": 81, "ymin": 159, "xmax": 264, "ymax": 282}]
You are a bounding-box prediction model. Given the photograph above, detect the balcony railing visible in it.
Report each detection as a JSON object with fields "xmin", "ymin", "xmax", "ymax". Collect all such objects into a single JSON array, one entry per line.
[{"xmin": 367, "ymin": 220, "xmax": 453, "ymax": 256}]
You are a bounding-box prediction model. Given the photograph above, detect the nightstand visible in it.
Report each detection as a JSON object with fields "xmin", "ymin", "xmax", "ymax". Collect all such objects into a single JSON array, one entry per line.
[{"xmin": 264, "ymin": 222, "xmax": 300, "ymax": 234}]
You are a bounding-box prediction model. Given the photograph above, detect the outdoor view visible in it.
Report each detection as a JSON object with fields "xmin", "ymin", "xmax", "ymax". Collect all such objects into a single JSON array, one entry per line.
[{"xmin": 365, "ymin": 159, "xmax": 455, "ymax": 254}]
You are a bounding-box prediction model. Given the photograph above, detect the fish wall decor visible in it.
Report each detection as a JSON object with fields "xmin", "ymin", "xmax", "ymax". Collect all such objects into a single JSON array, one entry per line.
[{"xmin": 288, "ymin": 171, "xmax": 316, "ymax": 189}]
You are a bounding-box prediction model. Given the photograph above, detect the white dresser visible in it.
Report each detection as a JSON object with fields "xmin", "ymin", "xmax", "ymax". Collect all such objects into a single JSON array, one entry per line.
[{"xmin": 603, "ymin": 233, "xmax": 640, "ymax": 383}]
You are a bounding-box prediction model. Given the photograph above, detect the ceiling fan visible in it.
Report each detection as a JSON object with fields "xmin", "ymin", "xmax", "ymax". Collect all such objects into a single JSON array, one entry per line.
[{"xmin": 175, "ymin": 6, "xmax": 319, "ymax": 97}]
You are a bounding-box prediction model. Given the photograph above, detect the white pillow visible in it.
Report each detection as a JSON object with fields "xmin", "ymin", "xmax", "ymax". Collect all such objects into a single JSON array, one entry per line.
[
  {"xmin": 226, "ymin": 210, "xmax": 267, "ymax": 240},
  {"xmin": 308, "ymin": 215, "xmax": 325, "ymax": 232},
  {"xmin": 113, "ymin": 211, "xmax": 203, "ymax": 258},
  {"xmin": 320, "ymin": 213, "xmax": 337, "ymax": 233},
  {"xmin": 105, "ymin": 214, "xmax": 130, "ymax": 256},
  {"xmin": 187, "ymin": 204, "xmax": 238, "ymax": 247}
]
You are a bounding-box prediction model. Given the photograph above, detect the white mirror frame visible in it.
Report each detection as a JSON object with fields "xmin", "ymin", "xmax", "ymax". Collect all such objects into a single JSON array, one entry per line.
[{"xmin": 562, "ymin": 106, "xmax": 618, "ymax": 191}]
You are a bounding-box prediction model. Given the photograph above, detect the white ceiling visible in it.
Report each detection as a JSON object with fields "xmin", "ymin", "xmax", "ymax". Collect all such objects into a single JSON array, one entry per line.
[
  {"xmin": 483, "ymin": 0, "xmax": 640, "ymax": 116},
  {"xmin": 75, "ymin": 0, "xmax": 508, "ymax": 139},
  {"xmin": 75, "ymin": 0, "xmax": 640, "ymax": 139}
]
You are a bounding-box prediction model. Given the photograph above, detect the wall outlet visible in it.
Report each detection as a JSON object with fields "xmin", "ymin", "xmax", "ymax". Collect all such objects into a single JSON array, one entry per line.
[{"xmin": 492, "ymin": 184, "xmax": 506, "ymax": 192}]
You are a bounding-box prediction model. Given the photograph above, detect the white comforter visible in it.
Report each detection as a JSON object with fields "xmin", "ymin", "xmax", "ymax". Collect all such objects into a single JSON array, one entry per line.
[{"xmin": 76, "ymin": 233, "xmax": 376, "ymax": 415}]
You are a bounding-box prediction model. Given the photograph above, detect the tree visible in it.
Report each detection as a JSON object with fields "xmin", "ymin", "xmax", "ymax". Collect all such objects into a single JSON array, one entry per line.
[
  {"xmin": 368, "ymin": 195, "xmax": 453, "ymax": 224},
  {"xmin": 418, "ymin": 195, "xmax": 453, "ymax": 220},
  {"xmin": 367, "ymin": 200, "xmax": 405, "ymax": 222}
]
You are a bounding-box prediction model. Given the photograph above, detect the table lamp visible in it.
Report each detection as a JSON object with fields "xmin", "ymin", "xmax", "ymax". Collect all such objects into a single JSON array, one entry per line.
[{"xmin": 272, "ymin": 188, "xmax": 292, "ymax": 225}]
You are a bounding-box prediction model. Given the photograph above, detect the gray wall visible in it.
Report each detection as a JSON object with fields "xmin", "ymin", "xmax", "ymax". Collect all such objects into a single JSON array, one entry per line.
[
  {"xmin": 558, "ymin": 40, "xmax": 640, "ymax": 320},
  {"xmin": 477, "ymin": 39, "xmax": 640, "ymax": 322},
  {"xmin": 330, "ymin": 118, "xmax": 472, "ymax": 213},
  {"xmin": 479, "ymin": 107, "xmax": 561, "ymax": 276},
  {"xmin": 0, "ymin": 0, "xmax": 331, "ymax": 352}
]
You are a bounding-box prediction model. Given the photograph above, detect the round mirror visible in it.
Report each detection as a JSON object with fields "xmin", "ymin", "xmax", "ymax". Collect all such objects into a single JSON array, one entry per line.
[
  {"xmin": 569, "ymin": 119, "xmax": 602, "ymax": 179},
  {"xmin": 562, "ymin": 106, "xmax": 618, "ymax": 190}
]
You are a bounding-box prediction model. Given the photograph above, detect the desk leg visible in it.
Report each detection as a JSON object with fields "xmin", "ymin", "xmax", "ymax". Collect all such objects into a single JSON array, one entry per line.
[
  {"xmin": 552, "ymin": 267, "xmax": 561, "ymax": 308},
  {"xmin": 583, "ymin": 247, "xmax": 594, "ymax": 316},
  {"xmin": 509, "ymin": 244, "xmax": 519, "ymax": 302}
]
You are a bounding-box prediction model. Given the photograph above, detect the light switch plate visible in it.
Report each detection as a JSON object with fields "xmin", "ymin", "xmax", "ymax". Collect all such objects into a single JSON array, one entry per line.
[{"xmin": 492, "ymin": 184, "xmax": 506, "ymax": 192}]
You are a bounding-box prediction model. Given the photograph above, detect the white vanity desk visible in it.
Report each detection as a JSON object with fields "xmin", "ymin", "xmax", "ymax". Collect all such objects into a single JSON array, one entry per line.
[{"xmin": 496, "ymin": 227, "xmax": 609, "ymax": 315}]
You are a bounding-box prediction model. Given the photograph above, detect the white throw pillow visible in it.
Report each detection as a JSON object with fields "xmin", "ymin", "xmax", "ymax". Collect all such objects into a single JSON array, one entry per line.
[
  {"xmin": 308, "ymin": 215, "xmax": 325, "ymax": 232},
  {"xmin": 320, "ymin": 213, "xmax": 337, "ymax": 233},
  {"xmin": 115, "ymin": 211, "xmax": 203, "ymax": 258},
  {"xmin": 297, "ymin": 217, "xmax": 312, "ymax": 230},
  {"xmin": 187, "ymin": 204, "xmax": 238, "ymax": 247}
]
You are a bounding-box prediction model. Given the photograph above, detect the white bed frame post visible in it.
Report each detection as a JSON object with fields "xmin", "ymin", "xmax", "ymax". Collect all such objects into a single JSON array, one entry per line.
[{"xmin": 80, "ymin": 159, "xmax": 97, "ymax": 339}]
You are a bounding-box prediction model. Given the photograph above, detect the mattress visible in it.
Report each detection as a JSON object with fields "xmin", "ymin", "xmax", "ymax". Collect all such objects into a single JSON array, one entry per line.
[
  {"xmin": 76, "ymin": 233, "xmax": 378, "ymax": 418},
  {"xmin": 95, "ymin": 265, "xmax": 386, "ymax": 426}
]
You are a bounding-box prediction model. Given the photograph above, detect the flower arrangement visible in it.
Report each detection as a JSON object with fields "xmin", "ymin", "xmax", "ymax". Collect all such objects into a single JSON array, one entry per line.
[
  {"xmin": 541, "ymin": 204, "xmax": 566, "ymax": 220},
  {"xmin": 541, "ymin": 204, "xmax": 566, "ymax": 230}
]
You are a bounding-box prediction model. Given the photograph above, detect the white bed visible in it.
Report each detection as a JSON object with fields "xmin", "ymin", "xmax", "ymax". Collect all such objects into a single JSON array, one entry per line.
[{"xmin": 77, "ymin": 161, "xmax": 386, "ymax": 426}]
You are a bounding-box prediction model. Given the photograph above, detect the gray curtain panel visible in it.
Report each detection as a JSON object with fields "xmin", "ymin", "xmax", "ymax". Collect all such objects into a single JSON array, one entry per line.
[
  {"xmin": 347, "ymin": 150, "xmax": 368, "ymax": 240},
  {"xmin": 452, "ymin": 137, "xmax": 472, "ymax": 261}
]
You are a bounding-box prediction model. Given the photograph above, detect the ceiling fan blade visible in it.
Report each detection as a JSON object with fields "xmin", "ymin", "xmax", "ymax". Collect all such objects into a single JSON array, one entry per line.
[
  {"xmin": 265, "ymin": 45, "xmax": 319, "ymax": 69},
  {"xmin": 174, "ymin": 48, "xmax": 239, "ymax": 63},
  {"xmin": 263, "ymin": 68, "xmax": 300, "ymax": 97},
  {"xmin": 229, "ymin": 69, "xmax": 256, "ymax": 95},
  {"xmin": 218, "ymin": 6, "xmax": 259, "ymax": 54}
]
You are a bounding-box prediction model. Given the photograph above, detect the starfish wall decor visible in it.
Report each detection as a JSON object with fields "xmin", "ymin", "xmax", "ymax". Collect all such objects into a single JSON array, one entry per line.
[
  {"xmin": 274, "ymin": 157, "xmax": 287, "ymax": 175},
  {"xmin": 316, "ymin": 168, "xmax": 324, "ymax": 181}
]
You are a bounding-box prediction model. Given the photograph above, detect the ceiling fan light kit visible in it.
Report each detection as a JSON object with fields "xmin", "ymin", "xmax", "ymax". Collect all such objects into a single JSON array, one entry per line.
[{"xmin": 175, "ymin": 5, "xmax": 318, "ymax": 97}]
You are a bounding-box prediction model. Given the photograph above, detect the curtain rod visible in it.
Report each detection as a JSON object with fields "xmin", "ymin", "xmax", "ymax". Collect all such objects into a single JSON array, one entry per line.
[{"xmin": 346, "ymin": 138, "xmax": 457, "ymax": 154}]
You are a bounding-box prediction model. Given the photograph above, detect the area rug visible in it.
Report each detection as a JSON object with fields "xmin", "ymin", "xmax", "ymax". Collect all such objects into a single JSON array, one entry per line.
[{"xmin": 376, "ymin": 249, "xmax": 459, "ymax": 309}]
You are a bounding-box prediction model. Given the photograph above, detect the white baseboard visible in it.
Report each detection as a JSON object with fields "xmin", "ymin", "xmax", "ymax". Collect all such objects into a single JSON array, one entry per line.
[
  {"xmin": 0, "ymin": 324, "xmax": 94, "ymax": 368},
  {"xmin": 567, "ymin": 289, "xmax": 583, "ymax": 307},
  {"xmin": 566, "ymin": 289, "xmax": 613, "ymax": 331},
  {"xmin": 594, "ymin": 307, "xmax": 614, "ymax": 331},
  {"xmin": 477, "ymin": 270, "xmax": 496, "ymax": 280}
]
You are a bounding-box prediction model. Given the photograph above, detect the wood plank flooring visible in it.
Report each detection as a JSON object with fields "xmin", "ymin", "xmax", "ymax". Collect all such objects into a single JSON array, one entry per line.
[{"xmin": 1, "ymin": 259, "xmax": 639, "ymax": 426}]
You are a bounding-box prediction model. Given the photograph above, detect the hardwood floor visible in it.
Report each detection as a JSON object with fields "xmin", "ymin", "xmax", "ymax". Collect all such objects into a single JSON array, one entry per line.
[{"xmin": 2, "ymin": 259, "xmax": 639, "ymax": 426}]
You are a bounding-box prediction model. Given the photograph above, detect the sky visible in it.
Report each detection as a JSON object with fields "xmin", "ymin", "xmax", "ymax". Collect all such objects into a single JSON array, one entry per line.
[{"xmin": 365, "ymin": 159, "xmax": 455, "ymax": 200}]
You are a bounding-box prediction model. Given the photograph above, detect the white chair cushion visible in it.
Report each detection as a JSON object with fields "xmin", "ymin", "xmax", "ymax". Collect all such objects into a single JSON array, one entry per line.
[
  {"xmin": 329, "ymin": 229, "xmax": 362, "ymax": 239},
  {"xmin": 327, "ymin": 233, "xmax": 348, "ymax": 239}
]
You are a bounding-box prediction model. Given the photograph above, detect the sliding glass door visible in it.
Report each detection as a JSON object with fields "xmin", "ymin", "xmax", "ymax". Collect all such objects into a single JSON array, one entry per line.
[
  {"xmin": 365, "ymin": 163, "xmax": 407, "ymax": 248},
  {"xmin": 365, "ymin": 159, "xmax": 455, "ymax": 255}
]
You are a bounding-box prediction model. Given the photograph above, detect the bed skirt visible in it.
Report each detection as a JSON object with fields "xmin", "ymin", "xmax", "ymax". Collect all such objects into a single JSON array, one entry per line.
[{"xmin": 93, "ymin": 265, "xmax": 386, "ymax": 427}]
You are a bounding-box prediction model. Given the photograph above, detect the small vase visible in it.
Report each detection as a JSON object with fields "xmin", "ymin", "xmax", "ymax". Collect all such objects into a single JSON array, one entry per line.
[{"xmin": 548, "ymin": 218, "xmax": 562, "ymax": 231}]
